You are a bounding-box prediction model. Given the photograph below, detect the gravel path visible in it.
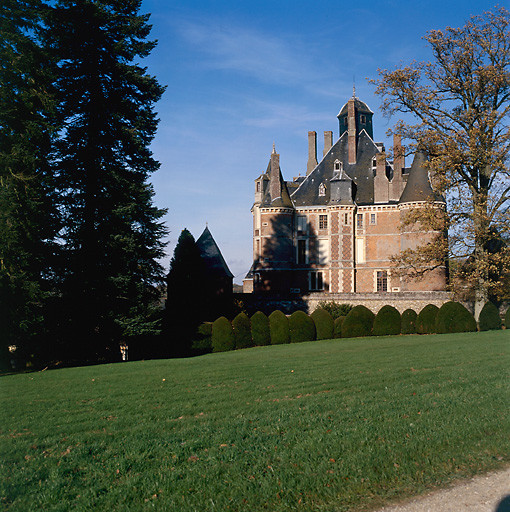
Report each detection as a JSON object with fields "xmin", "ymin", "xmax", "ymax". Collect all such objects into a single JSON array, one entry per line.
[{"xmin": 374, "ymin": 467, "xmax": 510, "ymax": 512}]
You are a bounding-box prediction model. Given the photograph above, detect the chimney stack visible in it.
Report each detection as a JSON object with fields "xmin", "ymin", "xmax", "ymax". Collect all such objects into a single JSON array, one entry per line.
[
  {"xmin": 374, "ymin": 152, "xmax": 389, "ymax": 203},
  {"xmin": 323, "ymin": 131, "xmax": 333, "ymax": 156},
  {"xmin": 269, "ymin": 146, "xmax": 281, "ymax": 201},
  {"xmin": 307, "ymin": 131, "xmax": 318, "ymax": 175},
  {"xmin": 390, "ymin": 134, "xmax": 405, "ymax": 201},
  {"xmin": 347, "ymin": 98, "xmax": 356, "ymax": 164}
]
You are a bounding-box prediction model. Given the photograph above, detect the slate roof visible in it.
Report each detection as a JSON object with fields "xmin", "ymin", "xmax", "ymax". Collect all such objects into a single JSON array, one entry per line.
[
  {"xmin": 399, "ymin": 151, "xmax": 439, "ymax": 203},
  {"xmin": 337, "ymin": 98, "xmax": 373, "ymax": 117},
  {"xmin": 291, "ymin": 129, "xmax": 381, "ymax": 206},
  {"xmin": 260, "ymin": 160, "xmax": 293, "ymax": 208},
  {"xmin": 196, "ymin": 226, "xmax": 234, "ymax": 278}
]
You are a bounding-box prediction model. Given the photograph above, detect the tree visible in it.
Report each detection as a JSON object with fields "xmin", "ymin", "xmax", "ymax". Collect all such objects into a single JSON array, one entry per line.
[
  {"xmin": 0, "ymin": 0, "xmax": 58, "ymax": 360},
  {"xmin": 373, "ymin": 7, "xmax": 510, "ymax": 317},
  {"xmin": 43, "ymin": 0, "xmax": 167, "ymax": 360},
  {"xmin": 163, "ymin": 229, "xmax": 208, "ymax": 357}
]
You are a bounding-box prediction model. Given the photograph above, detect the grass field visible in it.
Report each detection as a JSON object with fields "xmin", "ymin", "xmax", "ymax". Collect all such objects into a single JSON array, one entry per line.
[{"xmin": 1, "ymin": 331, "xmax": 509, "ymax": 511}]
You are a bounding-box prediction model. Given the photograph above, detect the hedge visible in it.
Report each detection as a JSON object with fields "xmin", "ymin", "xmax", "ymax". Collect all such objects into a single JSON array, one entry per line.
[
  {"xmin": 251, "ymin": 311, "xmax": 271, "ymax": 346},
  {"xmin": 478, "ymin": 302, "xmax": 502, "ymax": 331},
  {"xmin": 435, "ymin": 302, "xmax": 477, "ymax": 334},
  {"xmin": 269, "ymin": 310, "xmax": 290, "ymax": 345},
  {"xmin": 289, "ymin": 311, "xmax": 316, "ymax": 343},
  {"xmin": 372, "ymin": 305, "xmax": 401, "ymax": 336},
  {"xmin": 192, "ymin": 322, "xmax": 212, "ymax": 353},
  {"xmin": 211, "ymin": 316, "xmax": 235, "ymax": 352},
  {"xmin": 401, "ymin": 309, "xmax": 417, "ymax": 335},
  {"xmin": 334, "ymin": 316, "xmax": 345, "ymax": 338},
  {"xmin": 416, "ymin": 304, "xmax": 439, "ymax": 334},
  {"xmin": 342, "ymin": 305, "xmax": 375, "ymax": 338},
  {"xmin": 317, "ymin": 301, "xmax": 353, "ymax": 319},
  {"xmin": 311, "ymin": 308, "xmax": 334, "ymax": 340},
  {"xmin": 232, "ymin": 312, "xmax": 252, "ymax": 349}
]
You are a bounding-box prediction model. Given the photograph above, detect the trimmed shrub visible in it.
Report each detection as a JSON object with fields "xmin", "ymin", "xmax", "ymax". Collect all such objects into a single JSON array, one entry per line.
[
  {"xmin": 251, "ymin": 311, "xmax": 270, "ymax": 346},
  {"xmin": 232, "ymin": 312, "xmax": 252, "ymax": 349},
  {"xmin": 372, "ymin": 305, "xmax": 401, "ymax": 336},
  {"xmin": 478, "ymin": 302, "xmax": 502, "ymax": 331},
  {"xmin": 342, "ymin": 305, "xmax": 375, "ymax": 338},
  {"xmin": 317, "ymin": 301, "xmax": 353, "ymax": 319},
  {"xmin": 192, "ymin": 322, "xmax": 213, "ymax": 354},
  {"xmin": 401, "ymin": 309, "xmax": 418, "ymax": 335},
  {"xmin": 311, "ymin": 308, "xmax": 334, "ymax": 340},
  {"xmin": 416, "ymin": 304, "xmax": 439, "ymax": 334},
  {"xmin": 211, "ymin": 316, "xmax": 235, "ymax": 353},
  {"xmin": 435, "ymin": 302, "xmax": 477, "ymax": 334},
  {"xmin": 506, "ymin": 308, "xmax": 510, "ymax": 329},
  {"xmin": 269, "ymin": 310, "xmax": 290, "ymax": 345},
  {"xmin": 334, "ymin": 316, "xmax": 345, "ymax": 338},
  {"xmin": 289, "ymin": 311, "xmax": 316, "ymax": 343}
]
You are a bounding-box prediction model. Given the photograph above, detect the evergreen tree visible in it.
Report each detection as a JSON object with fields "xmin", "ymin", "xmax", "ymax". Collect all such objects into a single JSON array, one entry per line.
[
  {"xmin": 163, "ymin": 229, "xmax": 207, "ymax": 358},
  {"xmin": 0, "ymin": 0, "xmax": 58, "ymax": 361},
  {"xmin": 43, "ymin": 0, "xmax": 167, "ymax": 360}
]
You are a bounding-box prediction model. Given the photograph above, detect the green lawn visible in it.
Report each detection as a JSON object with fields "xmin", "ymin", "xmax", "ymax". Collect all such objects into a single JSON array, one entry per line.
[{"xmin": 1, "ymin": 331, "xmax": 509, "ymax": 511}]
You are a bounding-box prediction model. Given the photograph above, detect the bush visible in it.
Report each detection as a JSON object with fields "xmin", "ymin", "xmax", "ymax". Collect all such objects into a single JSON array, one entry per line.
[
  {"xmin": 478, "ymin": 302, "xmax": 502, "ymax": 331},
  {"xmin": 506, "ymin": 308, "xmax": 510, "ymax": 329},
  {"xmin": 191, "ymin": 322, "xmax": 212, "ymax": 354},
  {"xmin": 435, "ymin": 302, "xmax": 477, "ymax": 334},
  {"xmin": 232, "ymin": 312, "xmax": 252, "ymax": 349},
  {"xmin": 289, "ymin": 311, "xmax": 316, "ymax": 343},
  {"xmin": 342, "ymin": 305, "xmax": 375, "ymax": 338},
  {"xmin": 372, "ymin": 305, "xmax": 401, "ymax": 336},
  {"xmin": 250, "ymin": 311, "xmax": 270, "ymax": 346},
  {"xmin": 311, "ymin": 308, "xmax": 334, "ymax": 340},
  {"xmin": 416, "ymin": 304, "xmax": 439, "ymax": 334},
  {"xmin": 401, "ymin": 309, "xmax": 418, "ymax": 335},
  {"xmin": 334, "ymin": 316, "xmax": 345, "ymax": 338},
  {"xmin": 211, "ymin": 316, "xmax": 235, "ymax": 352},
  {"xmin": 317, "ymin": 301, "xmax": 353, "ymax": 319},
  {"xmin": 269, "ymin": 310, "xmax": 290, "ymax": 345}
]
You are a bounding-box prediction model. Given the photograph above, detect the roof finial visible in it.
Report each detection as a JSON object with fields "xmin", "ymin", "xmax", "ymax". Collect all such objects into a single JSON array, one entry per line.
[
  {"xmin": 353, "ymin": 75, "xmax": 356, "ymax": 98},
  {"xmin": 272, "ymin": 142, "xmax": 276, "ymax": 154}
]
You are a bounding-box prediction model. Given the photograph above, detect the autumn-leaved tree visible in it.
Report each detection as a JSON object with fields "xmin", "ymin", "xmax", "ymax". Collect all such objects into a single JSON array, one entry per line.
[{"xmin": 373, "ymin": 7, "xmax": 510, "ymax": 317}]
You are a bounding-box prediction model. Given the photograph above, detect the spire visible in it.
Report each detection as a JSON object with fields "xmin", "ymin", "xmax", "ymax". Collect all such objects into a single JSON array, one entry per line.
[{"xmin": 272, "ymin": 142, "xmax": 276, "ymax": 154}]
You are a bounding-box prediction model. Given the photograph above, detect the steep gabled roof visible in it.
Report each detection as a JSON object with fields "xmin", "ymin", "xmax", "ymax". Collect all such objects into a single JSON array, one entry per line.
[
  {"xmin": 399, "ymin": 151, "xmax": 439, "ymax": 203},
  {"xmin": 260, "ymin": 161, "xmax": 293, "ymax": 208},
  {"xmin": 196, "ymin": 226, "xmax": 234, "ymax": 278},
  {"xmin": 291, "ymin": 129, "xmax": 381, "ymax": 206}
]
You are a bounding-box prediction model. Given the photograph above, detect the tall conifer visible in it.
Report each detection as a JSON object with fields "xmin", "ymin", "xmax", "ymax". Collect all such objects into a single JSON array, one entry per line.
[{"xmin": 43, "ymin": 0, "xmax": 167, "ymax": 359}]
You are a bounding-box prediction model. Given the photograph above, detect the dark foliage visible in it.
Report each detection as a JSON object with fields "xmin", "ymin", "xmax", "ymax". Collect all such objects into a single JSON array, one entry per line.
[
  {"xmin": 372, "ymin": 305, "xmax": 401, "ymax": 336},
  {"xmin": 416, "ymin": 304, "xmax": 439, "ymax": 334},
  {"xmin": 251, "ymin": 311, "xmax": 270, "ymax": 346},
  {"xmin": 164, "ymin": 229, "xmax": 207, "ymax": 357},
  {"xmin": 478, "ymin": 302, "xmax": 502, "ymax": 331},
  {"xmin": 401, "ymin": 309, "xmax": 418, "ymax": 335},
  {"xmin": 435, "ymin": 302, "xmax": 477, "ymax": 334},
  {"xmin": 317, "ymin": 301, "xmax": 353, "ymax": 319},
  {"xmin": 311, "ymin": 308, "xmax": 334, "ymax": 340},
  {"xmin": 232, "ymin": 312, "xmax": 252, "ymax": 349},
  {"xmin": 342, "ymin": 305, "xmax": 375, "ymax": 338},
  {"xmin": 268, "ymin": 310, "xmax": 290, "ymax": 345},
  {"xmin": 191, "ymin": 322, "xmax": 213, "ymax": 355},
  {"xmin": 506, "ymin": 308, "xmax": 510, "ymax": 329},
  {"xmin": 43, "ymin": 0, "xmax": 167, "ymax": 361},
  {"xmin": 289, "ymin": 311, "xmax": 316, "ymax": 343},
  {"xmin": 211, "ymin": 317, "xmax": 234, "ymax": 353},
  {"xmin": 334, "ymin": 316, "xmax": 345, "ymax": 338}
]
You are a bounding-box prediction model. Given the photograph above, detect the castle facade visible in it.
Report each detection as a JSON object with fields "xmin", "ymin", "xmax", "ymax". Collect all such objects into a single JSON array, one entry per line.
[{"xmin": 243, "ymin": 94, "xmax": 447, "ymax": 295}]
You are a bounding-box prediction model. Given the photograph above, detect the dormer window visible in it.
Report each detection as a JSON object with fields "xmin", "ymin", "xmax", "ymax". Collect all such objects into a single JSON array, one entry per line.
[
  {"xmin": 334, "ymin": 159, "xmax": 342, "ymax": 172},
  {"xmin": 360, "ymin": 115, "xmax": 366, "ymax": 123},
  {"xmin": 372, "ymin": 157, "xmax": 377, "ymax": 169},
  {"xmin": 319, "ymin": 183, "xmax": 326, "ymax": 197},
  {"xmin": 256, "ymin": 181, "xmax": 261, "ymax": 192}
]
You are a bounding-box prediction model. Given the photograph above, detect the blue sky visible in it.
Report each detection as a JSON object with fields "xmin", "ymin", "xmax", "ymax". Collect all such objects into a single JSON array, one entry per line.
[{"xmin": 141, "ymin": 0, "xmax": 500, "ymax": 283}]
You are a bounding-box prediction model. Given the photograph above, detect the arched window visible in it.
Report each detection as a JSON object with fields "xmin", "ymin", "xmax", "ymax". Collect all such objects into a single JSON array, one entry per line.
[
  {"xmin": 334, "ymin": 159, "xmax": 342, "ymax": 171},
  {"xmin": 319, "ymin": 183, "xmax": 326, "ymax": 197}
]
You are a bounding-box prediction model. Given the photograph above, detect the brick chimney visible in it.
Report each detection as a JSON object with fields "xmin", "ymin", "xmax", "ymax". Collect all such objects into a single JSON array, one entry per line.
[
  {"xmin": 374, "ymin": 152, "xmax": 389, "ymax": 203},
  {"xmin": 269, "ymin": 145, "xmax": 281, "ymax": 200},
  {"xmin": 389, "ymin": 134, "xmax": 405, "ymax": 201},
  {"xmin": 347, "ymin": 98, "xmax": 356, "ymax": 164},
  {"xmin": 323, "ymin": 131, "xmax": 333, "ymax": 157},
  {"xmin": 307, "ymin": 131, "xmax": 318, "ymax": 175}
]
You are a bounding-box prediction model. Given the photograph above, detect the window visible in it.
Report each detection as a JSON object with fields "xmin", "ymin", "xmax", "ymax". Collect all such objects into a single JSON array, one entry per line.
[
  {"xmin": 334, "ymin": 159, "xmax": 342, "ymax": 171},
  {"xmin": 370, "ymin": 213, "xmax": 376, "ymax": 225},
  {"xmin": 319, "ymin": 183, "xmax": 326, "ymax": 196},
  {"xmin": 310, "ymin": 271, "xmax": 324, "ymax": 291},
  {"xmin": 357, "ymin": 213, "xmax": 364, "ymax": 229},
  {"xmin": 297, "ymin": 216, "xmax": 307, "ymax": 233},
  {"xmin": 255, "ymin": 239, "xmax": 260, "ymax": 258},
  {"xmin": 317, "ymin": 239, "xmax": 329, "ymax": 264},
  {"xmin": 297, "ymin": 239, "xmax": 307, "ymax": 264},
  {"xmin": 360, "ymin": 114, "xmax": 366, "ymax": 123},
  {"xmin": 377, "ymin": 271, "xmax": 388, "ymax": 292},
  {"xmin": 344, "ymin": 213, "xmax": 349, "ymax": 225},
  {"xmin": 372, "ymin": 156, "xmax": 377, "ymax": 169},
  {"xmin": 356, "ymin": 238, "xmax": 365, "ymax": 263},
  {"xmin": 319, "ymin": 214, "xmax": 328, "ymax": 229},
  {"xmin": 256, "ymin": 181, "xmax": 261, "ymax": 192}
]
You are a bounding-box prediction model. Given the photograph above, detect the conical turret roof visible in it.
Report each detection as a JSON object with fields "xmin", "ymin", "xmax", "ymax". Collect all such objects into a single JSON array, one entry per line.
[
  {"xmin": 196, "ymin": 226, "xmax": 234, "ymax": 278},
  {"xmin": 399, "ymin": 151, "xmax": 438, "ymax": 203}
]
